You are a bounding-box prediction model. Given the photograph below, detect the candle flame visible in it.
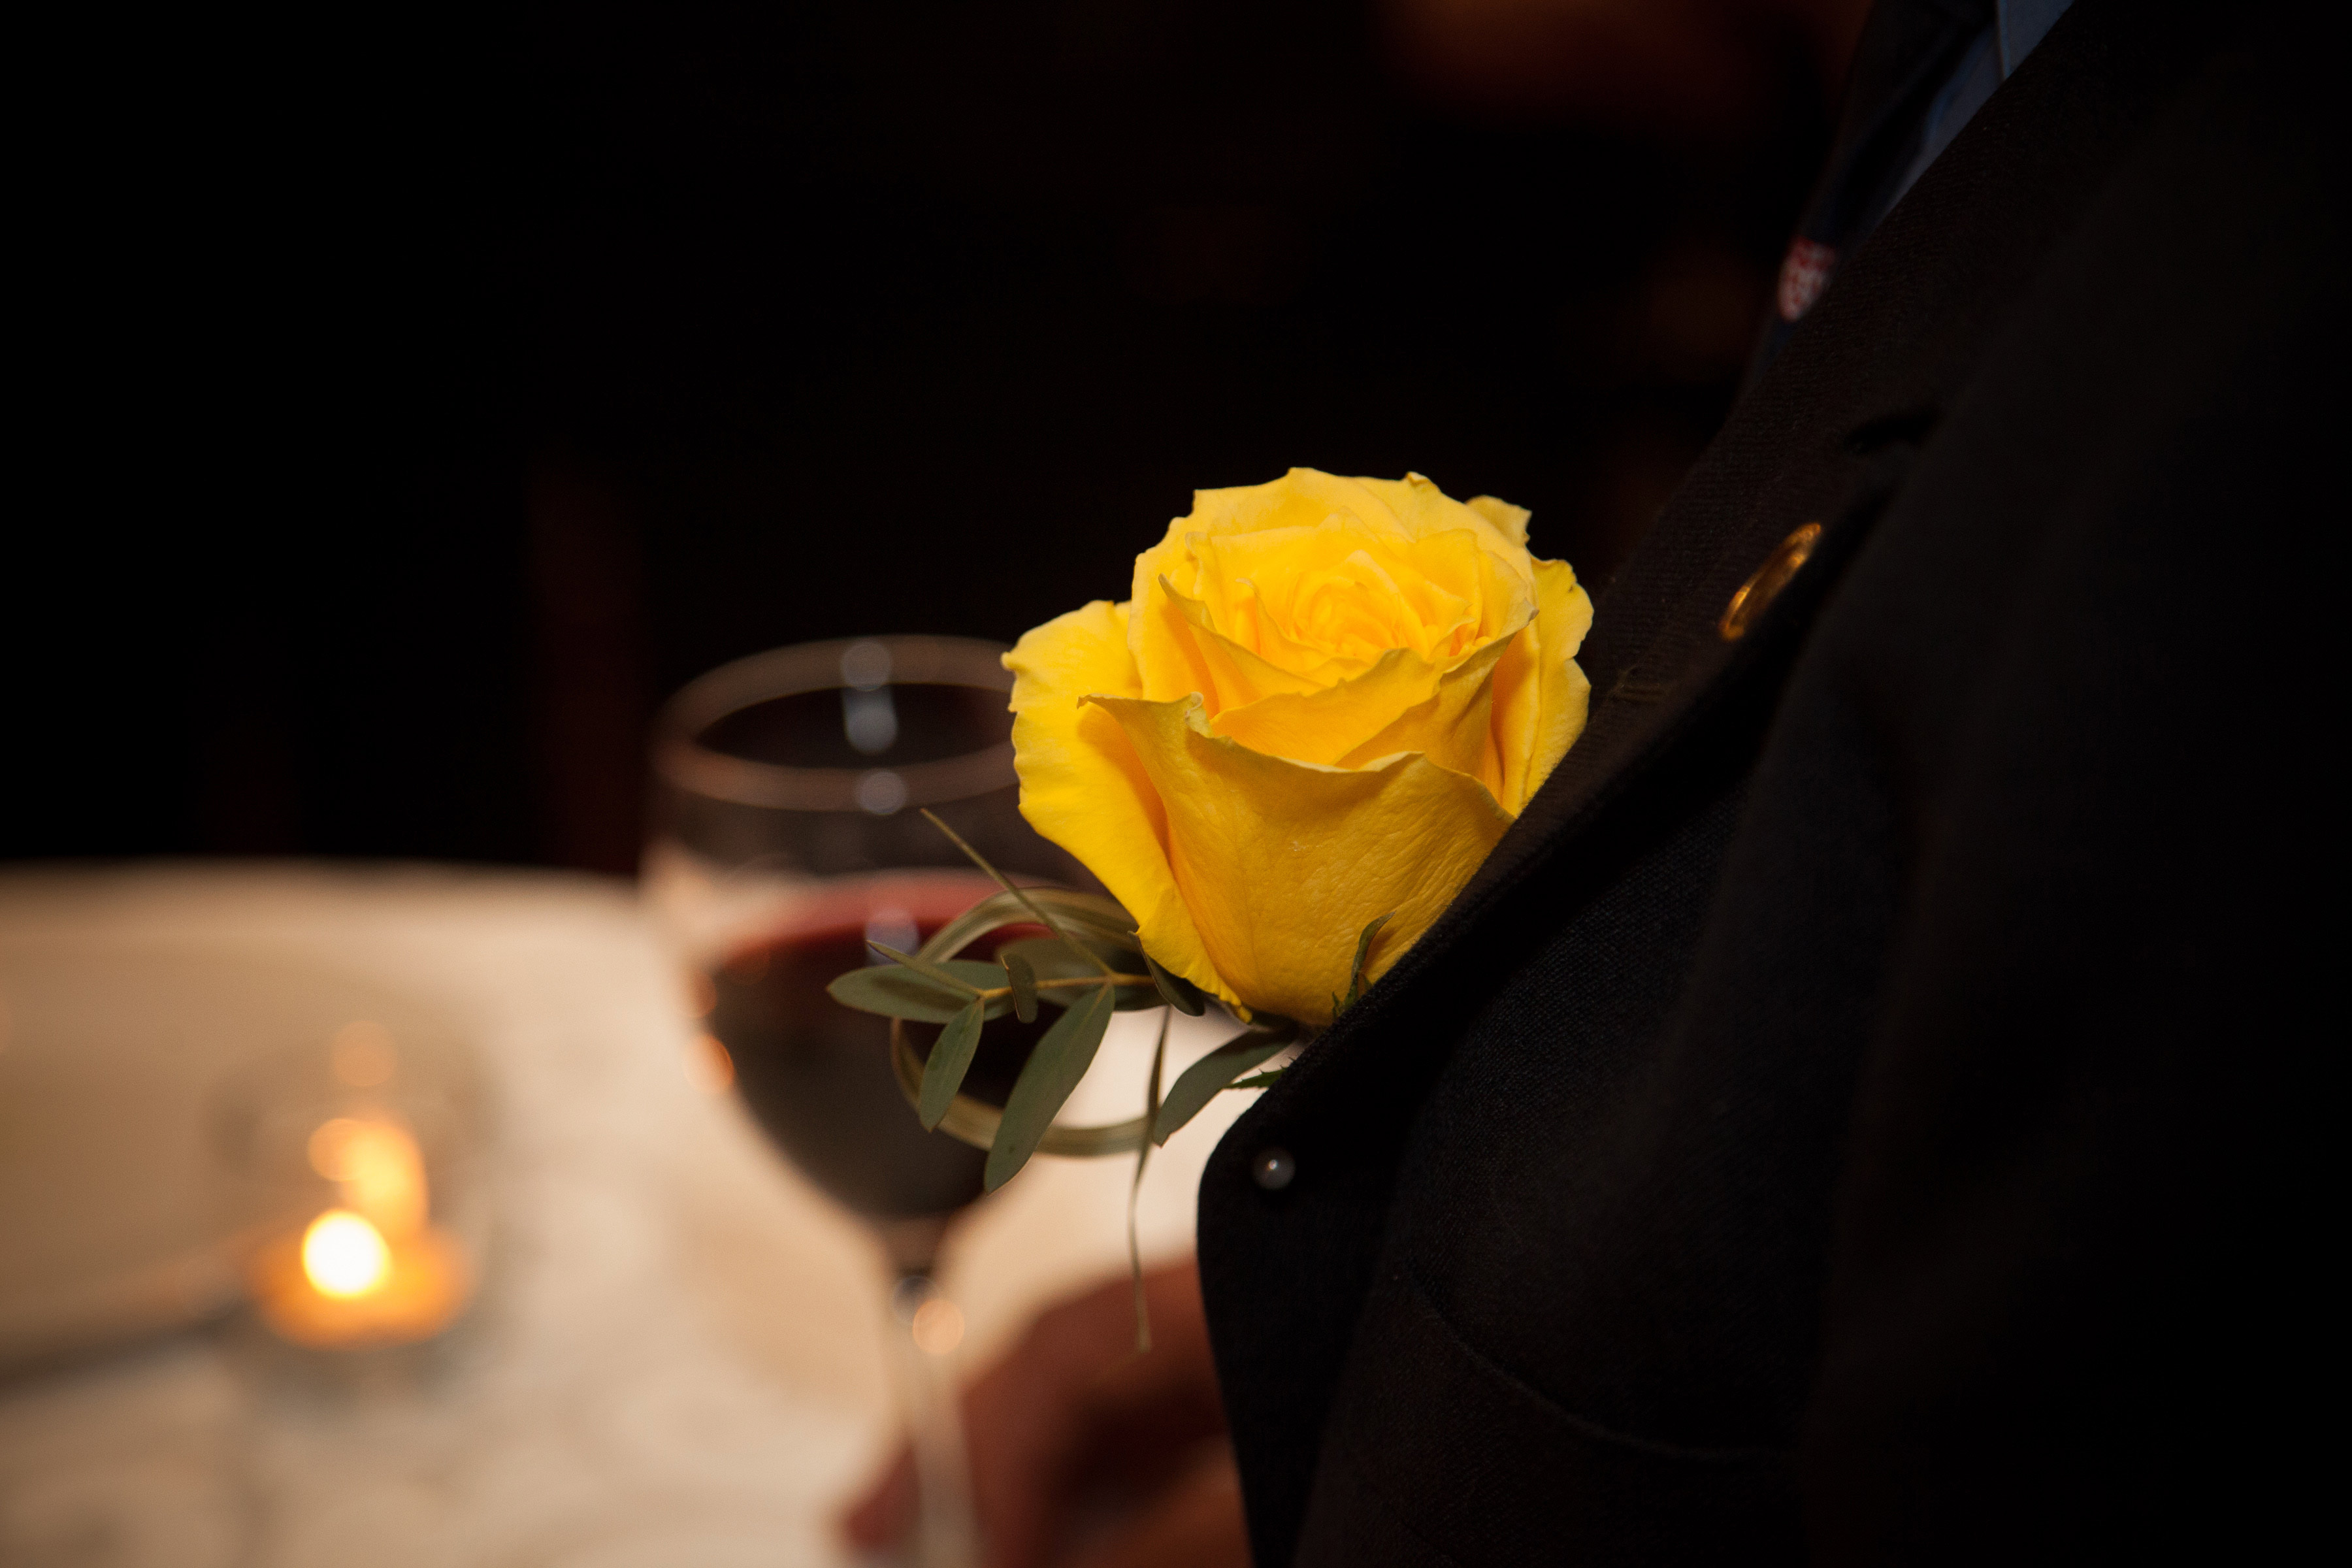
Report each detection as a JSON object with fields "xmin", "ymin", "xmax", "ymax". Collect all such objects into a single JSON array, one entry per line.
[
  {"xmin": 302, "ymin": 1209, "xmax": 392, "ymax": 1298},
  {"xmin": 253, "ymin": 1120, "xmax": 473, "ymax": 1347}
]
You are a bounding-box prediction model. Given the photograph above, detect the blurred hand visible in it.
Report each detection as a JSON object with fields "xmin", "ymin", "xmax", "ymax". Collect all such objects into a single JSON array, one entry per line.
[{"xmin": 842, "ymin": 1258, "xmax": 1244, "ymax": 1568}]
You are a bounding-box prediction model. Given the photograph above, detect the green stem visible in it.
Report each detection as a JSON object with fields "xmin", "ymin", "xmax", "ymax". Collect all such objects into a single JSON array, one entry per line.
[
  {"xmin": 1128, "ymin": 1007, "xmax": 1169, "ymax": 1356},
  {"xmin": 970, "ymin": 974, "xmax": 1151, "ymax": 1001},
  {"xmin": 920, "ymin": 808, "xmax": 1120, "ymax": 979}
]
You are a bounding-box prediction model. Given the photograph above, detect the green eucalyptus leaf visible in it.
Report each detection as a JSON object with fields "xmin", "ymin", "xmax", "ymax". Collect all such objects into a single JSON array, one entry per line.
[
  {"xmin": 996, "ymin": 936, "xmax": 1107, "ymax": 982},
  {"xmin": 827, "ymin": 960, "xmax": 1010, "ymax": 1023},
  {"xmin": 985, "ymin": 981, "xmax": 1116, "ymax": 1191},
  {"xmin": 868, "ymin": 942, "xmax": 987, "ymax": 998},
  {"xmin": 918, "ymin": 999, "xmax": 987, "ymax": 1130},
  {"xmin": 1016, "ymin": 925, "xmax": 1142, "ymax": 969},
  {"xmin": 1152, "ymin": 1028, "xmax": 1293, "ymax": 1145},
  {"xmin": 1228, "ymin": 1067, "xmax": 1286, "ymax": 1091},
  {"xmin": 1002, "ymin": 951, "xmax": 1039, "ymax": 1023},
  {"xmin": 1143, "ymin": 953, "xmax": 1207, "ymax": 1017}
]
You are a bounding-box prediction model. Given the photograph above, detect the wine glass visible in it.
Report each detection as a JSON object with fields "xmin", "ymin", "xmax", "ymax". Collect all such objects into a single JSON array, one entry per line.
[{"xmin": 643, "ymin": 634, "xmax": 1088, "ymax": 1568}]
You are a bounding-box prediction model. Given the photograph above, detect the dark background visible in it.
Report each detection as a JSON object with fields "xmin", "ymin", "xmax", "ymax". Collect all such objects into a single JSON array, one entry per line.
[{"xmin": 10, "ymin": 1, "xmax": 1829, "ymax": 875}]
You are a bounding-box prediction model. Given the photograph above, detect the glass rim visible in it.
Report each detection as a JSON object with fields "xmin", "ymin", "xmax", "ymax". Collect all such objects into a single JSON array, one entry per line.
[{"xmin": 651, "ymin": 634, "xmax": 1018, "ymax": 813}]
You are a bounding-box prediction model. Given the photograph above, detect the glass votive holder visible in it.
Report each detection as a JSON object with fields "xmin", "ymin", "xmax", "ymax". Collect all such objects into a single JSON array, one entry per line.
[{"xmin": 210, "ymin": 1019, "xmax": 490, "ymax": 1352}]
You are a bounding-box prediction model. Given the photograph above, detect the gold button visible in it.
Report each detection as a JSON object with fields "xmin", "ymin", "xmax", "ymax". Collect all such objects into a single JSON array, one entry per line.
[{"xmin": 1718, "ymin": 522, "xmax": 1823, "ymax": 641}]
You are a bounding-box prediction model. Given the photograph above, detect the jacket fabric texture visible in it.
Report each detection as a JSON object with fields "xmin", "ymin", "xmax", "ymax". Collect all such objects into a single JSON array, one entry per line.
[{"xmin": 1197, "ymin": 1, "xmax": 2335, "ymax": 1560}]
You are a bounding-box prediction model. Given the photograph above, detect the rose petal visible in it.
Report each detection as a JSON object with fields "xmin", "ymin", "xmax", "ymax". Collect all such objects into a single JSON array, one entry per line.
[
  {"xmin": 1467, "ymin": 494, "xmax": 1532, "ymax": 549},
  {"xmin": 1333, "ymin": 633, "xmax": 1514, "ymax": 798},
  {"xmin": 1207, "ymin": 646, "xmax": 1445, "ymax": 766},
  {"xmin": 1352, "ymin": 473, "xmax": 1534, "ymax": 571},
  {"xmin": 1488, "ymin": 557, "xmax": 1594, "ymax": 813},
  {"xmin": 1205, "ymin": 633, "xmax": 1515, "ymax": 800},
  {"xmin": 1185, "ymin": 522, "xmax": 1401, "ymax": 679},
  {"xmin": 1195, "ymin": 520, "xmax": 1515, "ymax": 676},
  {"xmin": 1003, "ymin": 602, "xmax": 1228, "ymax": 1004},
  {"xmin": 1088, "ymin": 692, "xmax": 1512, "ymax": 1024},
  {"xmin": 1148, "ymin": 575, "xmax": 1323, "ymax": 711},
  {"xmin": 1129, "ymin": 474, "xmax": 1345, "ymax": 641}
]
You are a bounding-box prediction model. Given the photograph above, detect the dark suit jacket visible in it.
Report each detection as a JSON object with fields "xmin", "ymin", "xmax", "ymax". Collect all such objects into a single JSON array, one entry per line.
[{"xmin": 1198, "ymin": 1, "xmax": 2336, "ymax": 1561}]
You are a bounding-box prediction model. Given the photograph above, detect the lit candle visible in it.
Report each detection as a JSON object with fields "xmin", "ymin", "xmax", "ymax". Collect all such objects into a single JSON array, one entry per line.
[{"xmin": 249, "ymin": 1116, "xmax": 473, "ymax": 1348}]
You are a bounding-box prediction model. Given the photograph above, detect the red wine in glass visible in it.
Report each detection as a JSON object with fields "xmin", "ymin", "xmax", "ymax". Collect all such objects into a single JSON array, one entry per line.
[
  {"xmin": 649, "ymin": 636, "xmax": 1092, "ymax": 1568},
  {"xmin": 706, "ymin": 872, "xmax": 1050, "ymax": 1220}
]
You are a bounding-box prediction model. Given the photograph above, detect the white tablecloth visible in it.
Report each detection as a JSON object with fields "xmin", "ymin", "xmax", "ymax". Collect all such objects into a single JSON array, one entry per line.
[{"xmin": 0, "ymin": 864, "xmax": 1250, "ymax": 1568}]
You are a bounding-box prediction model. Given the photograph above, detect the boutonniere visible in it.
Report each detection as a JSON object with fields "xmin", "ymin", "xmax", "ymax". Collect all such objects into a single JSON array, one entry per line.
[{"xmin": 830, "ymin": 469, "xmax": 1591, "ymax": 1319}]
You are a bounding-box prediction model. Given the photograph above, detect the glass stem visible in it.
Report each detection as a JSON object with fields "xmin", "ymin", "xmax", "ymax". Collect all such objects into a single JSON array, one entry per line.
[{"xmin": 891, "ymin": 1270, "xmax": 979, "ymax": 1568}]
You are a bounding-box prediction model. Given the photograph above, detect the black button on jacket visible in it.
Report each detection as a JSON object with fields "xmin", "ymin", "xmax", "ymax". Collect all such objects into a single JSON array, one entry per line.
[{"xmin": 1197, "ymin": 1, "xmax": 2336, "ymax": 1561}]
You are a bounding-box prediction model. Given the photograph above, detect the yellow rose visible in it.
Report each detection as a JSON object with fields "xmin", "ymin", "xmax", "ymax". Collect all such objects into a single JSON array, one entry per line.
[{"xmin": 1004, "ymin": 468, "xmax": 1592, "ymax": 1026}]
